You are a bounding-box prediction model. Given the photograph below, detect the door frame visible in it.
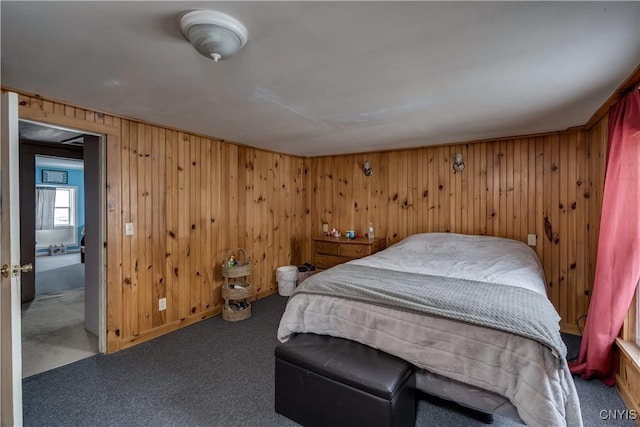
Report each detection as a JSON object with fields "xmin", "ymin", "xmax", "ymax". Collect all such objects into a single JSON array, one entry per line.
[
  {"xmin": 19, "ymin": 139, "xmax": 84, "ymax": 303},
  {"xmin": 19, "ymin": 119, "xmax": 108, "ymax": 354}
]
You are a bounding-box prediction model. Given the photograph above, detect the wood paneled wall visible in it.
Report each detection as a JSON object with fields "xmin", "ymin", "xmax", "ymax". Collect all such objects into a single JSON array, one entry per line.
[
  {"xmin": 306, "ymin": 126, "xmax": 608, "ymax": 332},
  {"xmin": 113, "ymin": 130, "xmax": 306, "ymax": 350},
  {"xmin": 11, "ymin": 88, "xmax": 610, "ymax": 346},
  {"xmin": 13, "ymin": 92, "xmax": 306, "ymax": 352}
]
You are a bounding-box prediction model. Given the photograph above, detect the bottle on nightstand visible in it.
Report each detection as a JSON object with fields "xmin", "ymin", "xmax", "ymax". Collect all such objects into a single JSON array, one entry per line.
[{"xmin": 367, "ymin": 223, "xmax": 375, "ymax": 240}]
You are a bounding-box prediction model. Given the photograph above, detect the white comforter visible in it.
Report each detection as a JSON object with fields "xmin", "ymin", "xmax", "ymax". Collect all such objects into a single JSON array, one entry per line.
[
  {"xmin": 278, "ymin": 233, "xmax": 582, "ymax": 427},
  {"xmin": 351, "ymin": 232, "xmax": 547, "ymax": 295}
]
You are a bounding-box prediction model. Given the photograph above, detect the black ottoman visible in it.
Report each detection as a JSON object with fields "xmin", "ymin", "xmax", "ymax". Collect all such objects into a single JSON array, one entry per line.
[{"xmin": 275, "ymin": 333, "xmax": 416, "ymax": 427}]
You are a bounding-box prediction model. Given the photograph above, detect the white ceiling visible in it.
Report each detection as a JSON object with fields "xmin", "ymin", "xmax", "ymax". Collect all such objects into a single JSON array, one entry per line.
[{"xmin": 2, "ymin": 2, "xmax": 639, "ymax": 157}]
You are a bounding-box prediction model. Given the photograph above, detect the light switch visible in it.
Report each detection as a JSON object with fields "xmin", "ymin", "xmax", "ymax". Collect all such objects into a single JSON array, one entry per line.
[
  {"xmin": 125, "ymin": 223, "xmax": 134, "ymax": 236},
  {"xmin": 527, "ymin": 234, "xmax": 537, "ymax": 246}
]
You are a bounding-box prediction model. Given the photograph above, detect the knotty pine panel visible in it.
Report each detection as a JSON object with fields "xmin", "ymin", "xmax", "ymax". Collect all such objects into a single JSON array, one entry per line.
[
  {"xmin": 13, "ymin": 91, "xmax": 306, "ymax": 353},
  {"xmin": 307, "ymin": 128, "xmax": 607, "ymax": 331}
]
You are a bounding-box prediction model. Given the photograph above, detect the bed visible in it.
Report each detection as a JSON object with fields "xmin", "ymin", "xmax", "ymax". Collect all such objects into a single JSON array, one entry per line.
[{"xmin": 277, "ymin": 232, "xmax": 582, "ymax": 426}]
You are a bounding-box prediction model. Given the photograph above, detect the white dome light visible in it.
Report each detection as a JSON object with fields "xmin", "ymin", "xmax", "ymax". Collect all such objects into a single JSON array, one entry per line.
[{"xmin": 179, "ymin": 10, "xmax": 248, "ymax": 62}]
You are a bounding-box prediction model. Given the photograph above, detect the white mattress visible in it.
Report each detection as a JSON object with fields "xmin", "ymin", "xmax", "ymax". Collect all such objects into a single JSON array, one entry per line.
[{"xmin": 278, "ymin": 233, "xmax": 582, "ymax": 427}]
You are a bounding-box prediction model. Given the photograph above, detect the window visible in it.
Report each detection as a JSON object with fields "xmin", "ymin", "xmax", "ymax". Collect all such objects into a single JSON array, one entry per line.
[
  {"xmin": 622, "ymin": 279, "xmax": 639, "ymax": 348},
  {"xmin": 54, "ymin": 187, "xmax": 74, "ymax": 226},
  {"xmin": 35, "ymin": 185, "xmax": 78, "ymax": 249},
  {"xmin": 36, "ymin": 185, "xmax": 76, "ymax": 228}
]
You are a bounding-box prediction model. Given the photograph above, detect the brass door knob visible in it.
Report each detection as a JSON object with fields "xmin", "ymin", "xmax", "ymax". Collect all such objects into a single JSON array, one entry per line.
[
  {"xmin": 19, "ymin": 263, "xmax": 33, "ymax": 273},
  {"xmin": 1, "ymin": 263, "xmax": 33, "ymax": 278}
]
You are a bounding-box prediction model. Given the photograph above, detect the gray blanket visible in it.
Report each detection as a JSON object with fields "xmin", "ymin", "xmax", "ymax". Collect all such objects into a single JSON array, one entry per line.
[{"xmin": 294, "ymin": 263, "xmax": 567, "ymax": 363}]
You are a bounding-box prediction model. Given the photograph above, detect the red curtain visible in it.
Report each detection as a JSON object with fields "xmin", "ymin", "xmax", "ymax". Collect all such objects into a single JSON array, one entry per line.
[{"xmin": 569, "ymin": 89, "xmax": 640, "ymax": 385}]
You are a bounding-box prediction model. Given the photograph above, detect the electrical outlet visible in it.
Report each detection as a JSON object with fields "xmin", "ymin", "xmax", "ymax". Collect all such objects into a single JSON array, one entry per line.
[
  {"xmin": 125, "ymin": 223, "xmax": 134, "ymax": 236},
  {"xmin": 527, "ymin": 234, "xmax": 537, "ymax": 247},
  {"xmin": 159, "ymin": 298, "xmax": 166, "ymax": 311}
]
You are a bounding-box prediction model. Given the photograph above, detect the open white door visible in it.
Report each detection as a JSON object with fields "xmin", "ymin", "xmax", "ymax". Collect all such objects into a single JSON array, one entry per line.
[{"xmin": 1, "ymin": 92, "xmax": 25, "ymax": 426}]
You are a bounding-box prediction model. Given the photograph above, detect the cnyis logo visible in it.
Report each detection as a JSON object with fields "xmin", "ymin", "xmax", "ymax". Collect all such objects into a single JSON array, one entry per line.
[{"xmin": 599, "ymin": 409, "xmax": 638, "ymax": 420}]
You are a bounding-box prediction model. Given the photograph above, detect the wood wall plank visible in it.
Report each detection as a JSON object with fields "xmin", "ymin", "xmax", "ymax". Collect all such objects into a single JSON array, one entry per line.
[
  {"xmin": 138, "ymin": 124, "xmax": 151, "ymax": 332},
  {"xmin": 105, "ymin": 132, "xmax": 123, "ymax": 352},
  {"xmin": 120, "ymin": 120, "xmax": 133, "ymax": 339},
  {"xmin": 165, "ymin": 130, "xmax": 177, "ymax": 323},
  {"xmin": 128, "ymin": 123, "xmax": 140, "ymax": 336}
]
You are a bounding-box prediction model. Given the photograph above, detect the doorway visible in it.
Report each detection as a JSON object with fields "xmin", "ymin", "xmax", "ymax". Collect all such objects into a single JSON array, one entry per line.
[{"xmin": 18, "ymin": 121, "xmax": 105, "ymax": 377}]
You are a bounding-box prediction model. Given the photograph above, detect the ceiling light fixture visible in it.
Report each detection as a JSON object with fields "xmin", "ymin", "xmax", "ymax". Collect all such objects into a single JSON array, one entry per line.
[{"xmin": 179, "ymin": 10, "xmax": 248, "ymax": 62}]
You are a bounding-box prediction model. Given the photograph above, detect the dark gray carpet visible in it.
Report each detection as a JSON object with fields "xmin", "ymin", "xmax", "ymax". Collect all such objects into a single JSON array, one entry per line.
[{"xmin": 23, "ymin": 295, "xmax": 634, "ymax": 426}]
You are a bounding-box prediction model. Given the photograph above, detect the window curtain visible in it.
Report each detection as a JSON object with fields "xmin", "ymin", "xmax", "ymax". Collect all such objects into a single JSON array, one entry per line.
[
  {"xmin": 35, "ymin": 187, "xmax": 56, "ymax": 230},
  {"xmin": 569, "ymin": 89, "xmax": 640, "ymax": 385}
]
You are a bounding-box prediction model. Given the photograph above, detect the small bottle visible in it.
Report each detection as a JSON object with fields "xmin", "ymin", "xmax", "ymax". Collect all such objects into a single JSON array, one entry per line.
[{"xmin": 367, "ymin": 223, "xmax": 375, "ymax": 240}]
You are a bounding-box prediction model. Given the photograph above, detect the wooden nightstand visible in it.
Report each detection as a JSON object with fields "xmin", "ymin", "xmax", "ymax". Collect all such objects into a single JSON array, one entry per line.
[{"xmin": 312, "ymin": 236, "xmax": 386, "ymax": 269}]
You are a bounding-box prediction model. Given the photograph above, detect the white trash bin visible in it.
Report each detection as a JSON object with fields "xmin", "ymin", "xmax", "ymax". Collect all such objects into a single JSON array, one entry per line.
[{"xmin": 276, "ymin": 265, "xmax": 298, "ymax": 296}]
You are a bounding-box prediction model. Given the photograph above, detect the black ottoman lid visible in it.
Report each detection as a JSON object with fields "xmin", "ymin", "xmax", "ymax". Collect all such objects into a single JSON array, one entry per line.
[{"xmin": 275, "ymin": 333, "xmax": 413, "ymax": 400}]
